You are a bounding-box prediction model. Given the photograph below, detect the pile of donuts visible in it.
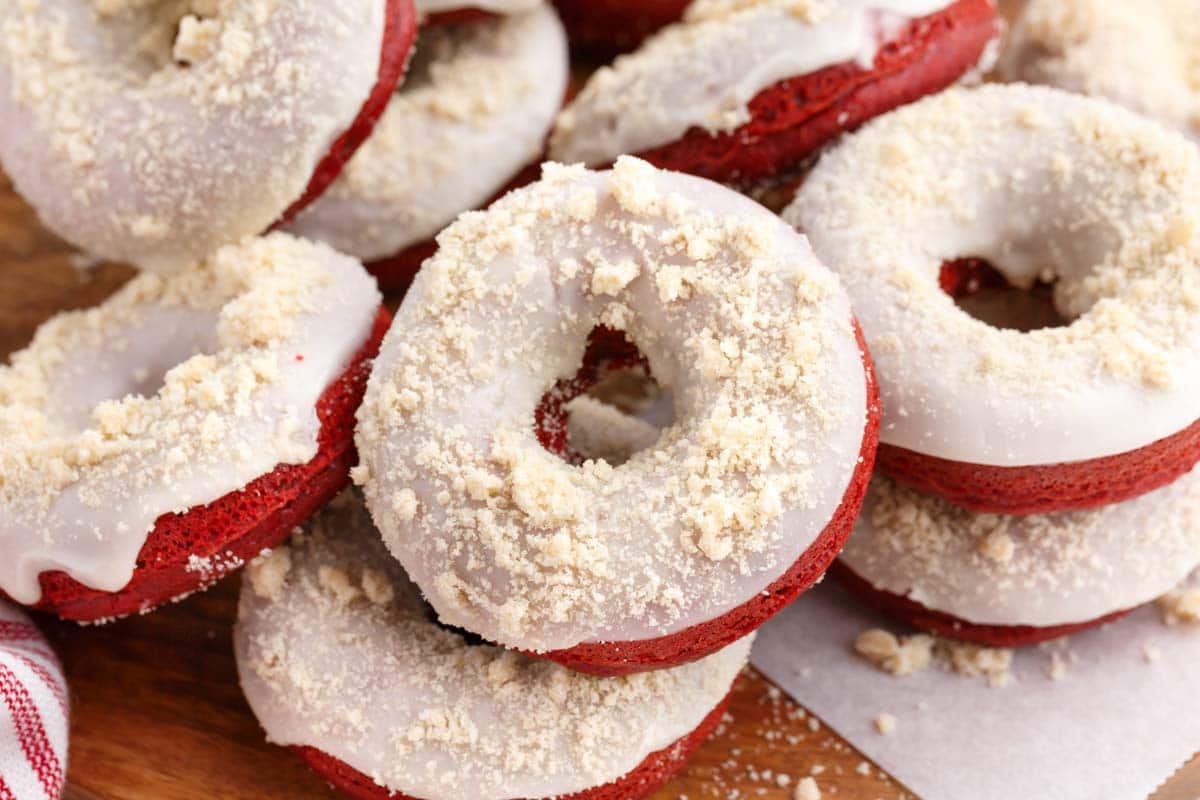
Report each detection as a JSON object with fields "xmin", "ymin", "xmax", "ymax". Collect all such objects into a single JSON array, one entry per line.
[{"xmin": 1, "ymin": 0, "xmax": 1198, "ymax": 797}]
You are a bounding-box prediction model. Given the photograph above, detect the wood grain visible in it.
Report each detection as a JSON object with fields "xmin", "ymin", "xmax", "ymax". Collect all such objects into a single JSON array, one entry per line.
[{"xmin": 2, "ymin": 153, "xmax": 1198, "ymax": 800}]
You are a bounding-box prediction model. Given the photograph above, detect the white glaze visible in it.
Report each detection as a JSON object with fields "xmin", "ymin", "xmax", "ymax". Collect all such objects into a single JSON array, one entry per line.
[
  {"xmin": 0, "ymin": 235, "xmax": 380, "ymax": 605},
  {"xmin": 0, "ymin": 0, "xmax": 386, "ymax": 273},
  {"xmin": 234, "ymin": 494, "xmax": 751, "ymax": 800},
  {"xmin": 550, "ymin": 0, "xmax": 959, "ymax": 166},
  {"xmin": 355, "ymin": 158, "xmax": 869, "ymax": 652},
  {"xmin": 286, "ymin": 5, "xmax": 568, "ymax": 262},
  {"xmin": 785, "ymin": 84, "xmax": 1200, "ymax": 466},
  {"xmin": 843, "ymin": 469, "xmax": 1200, "ymax": 627}
]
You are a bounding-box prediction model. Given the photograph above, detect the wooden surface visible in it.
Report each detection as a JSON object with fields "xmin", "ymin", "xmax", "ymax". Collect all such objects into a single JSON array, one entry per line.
[{"xmin": 3, "ymin": 161, "xmax": 1199, "ymax": 800}]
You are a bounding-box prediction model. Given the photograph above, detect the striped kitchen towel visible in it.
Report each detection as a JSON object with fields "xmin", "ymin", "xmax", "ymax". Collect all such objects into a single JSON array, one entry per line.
[{"xmin": 0, "ymin": 602, "xmax": 67, "ymax": 800}]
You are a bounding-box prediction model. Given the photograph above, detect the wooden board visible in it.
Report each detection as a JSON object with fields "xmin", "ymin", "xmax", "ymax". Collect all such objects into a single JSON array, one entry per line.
[{"xmin": 3, "ymin": 164, "xmax": 1199, "ymax": 800}]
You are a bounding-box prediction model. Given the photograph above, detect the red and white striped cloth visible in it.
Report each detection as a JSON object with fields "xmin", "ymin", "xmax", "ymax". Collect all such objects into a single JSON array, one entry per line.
[{"xmin": 0, "ymin": 603, "xmax": 67, "ymax": 800}]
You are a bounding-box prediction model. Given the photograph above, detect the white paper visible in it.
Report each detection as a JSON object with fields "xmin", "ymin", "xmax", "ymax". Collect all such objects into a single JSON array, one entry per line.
[{"xmin": 751, "ymin": 572, "xmax": 1200, "ymax": 800}]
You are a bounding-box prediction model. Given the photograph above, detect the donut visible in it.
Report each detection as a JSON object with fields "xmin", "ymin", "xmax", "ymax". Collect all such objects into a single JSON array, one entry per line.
[
  {"xmin": 784, "ymin": 84, "xmax": 1200, "ymax": 515},
  {"xmin": 234, "ymin": 493, "xmax": 750, "ymax": 800},
  {"xmin": 0, "ymin": 234, "xmax": 385, "ymax": 622},
  {"xmin": 999, "ymin": 0, "xmax": 1200, "ymax": 140},
  {"xmin": 549, "ymin": 0, "xmax": 1000, "ymax": 189},
  {"xmin": 551, "ymin": 0, "xmax": 691, "ymax": 57},
  {"xmin": 355, "ymin": 156, "xmax": 880, "ymax": 675},
  {"xmin": 0, "ymin": 0, "xmax": 418, "ymax": 273},
  {"xmin": 835, "ymin": 468, "xmax": 1200, "ymax": 647},
  {"xmin": 285, "ymin": 5, "xmax": 569, "ymax": 293}
]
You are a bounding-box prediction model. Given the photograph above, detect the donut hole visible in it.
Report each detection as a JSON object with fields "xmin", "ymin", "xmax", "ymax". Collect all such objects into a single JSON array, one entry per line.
[
  {"xmin": 534, "ymin": 327, "xmax": 673, "ymax": 467},
  {"xmin": 939, "ymin": 258, "xmax": 1068, "ymax": 333}
]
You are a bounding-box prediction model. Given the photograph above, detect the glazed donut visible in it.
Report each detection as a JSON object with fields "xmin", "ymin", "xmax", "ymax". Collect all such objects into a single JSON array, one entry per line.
[
  {"xmin": 234, "ymin": 494, "xmax": 750, "ymax": 800},
  {"xmin": 355, "ymin": 157, "xmax": 879, "ymax": 675},
  {"xmin": 0, "ymin": 0, "xmax": 418, "ymax": 273},
  {"xmin": 549, "ymin": 0, "xmax": 999, "ymax": 189},
  {"xmin": 784, "ymin": 84, "xmax": 1200, "ymax": 515},
  {"xmin": 835, "ymin": 468, "xmax": 1200, "ymax": 647},
  {"xmin": 551, "ymin": 0, "xmax": 691, "ymax": 57},
  {"xmin": 285, "ymin": 5, "xmax": 569, "ymax": 292},
  {"xmin": 999, "ymin": 0, "xmax": 1200, "ymax": 140},
  {"xmin": 0, "ymin": 234, "xmax": 385, "ymax": 622}
]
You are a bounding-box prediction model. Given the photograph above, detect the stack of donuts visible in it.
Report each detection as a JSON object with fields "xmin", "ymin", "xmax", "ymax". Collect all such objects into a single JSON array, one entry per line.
[{"xmin": 2, "ymin": 0, "xmax": 1198, "ymax": 797}]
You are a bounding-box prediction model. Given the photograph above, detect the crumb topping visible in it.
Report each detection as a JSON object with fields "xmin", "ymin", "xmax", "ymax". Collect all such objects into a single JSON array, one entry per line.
[
  {"xmin": 287, "ymin": 6, "xmax": 568, "ymax": 261},
  {"xmin": 1001, "ymin": 0, "xmax": 1200, "ymax": 137},
  {"xmin": 550, "ymin": 0, "xmax": 958, "ymax": 166},
  {"xmin": 854, "ymin": 626, "xmax": 1014, "ymax": 687},
  {"xmin": 234, "ymin": 493, "xmax": 751, "ymax": 800},
  {"xmin": 356, "ymin": 157, "xmax": 866, "ymax": 651},
  {"xmin": 786, "ymin": 84, "xmax": 1200, "ymax": 466},
  {"xmin": 0, "ymin": 0, "xmax": 386, "ymax": 272},
  {"xmin": 842, "ymin": 468, "xmax": 1200, "ymax": 629},
  {"xmin": 0, "ymin": 233, "xmax": 380, "ymax": 604}
]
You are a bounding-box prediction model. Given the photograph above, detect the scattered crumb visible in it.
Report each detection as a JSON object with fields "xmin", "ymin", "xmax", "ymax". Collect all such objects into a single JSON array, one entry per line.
[
  {"xmin": 1142, "ymin": 643, "xmax": 1163, "ymax": 663},
  {"xmin": 873, "ymin": 713, "xmax": 897, "ymax": 735},
  {"xmin": 794, "ymin": 776, "xmax": 822, "ymax": 800},
  {"xmin": 854, "ymin": 629, "xmax": 933, "ymax": 676},
  {"xmin": 1048, "ymin": 652, "xmax": 1068, "ymax": 681},
  {"xmin": 1158, "ymin": 588, "xmax": 1200, "ymax": 625},
  {"xmin": 854, "ymin": 627, "xmax": 1013, "ymax": 687}
]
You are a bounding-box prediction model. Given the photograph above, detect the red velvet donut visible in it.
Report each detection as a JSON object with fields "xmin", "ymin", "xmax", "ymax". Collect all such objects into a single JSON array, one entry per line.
[{"xmin": 24, "ymin": 308, "xmax": 391, "ymax": 623}]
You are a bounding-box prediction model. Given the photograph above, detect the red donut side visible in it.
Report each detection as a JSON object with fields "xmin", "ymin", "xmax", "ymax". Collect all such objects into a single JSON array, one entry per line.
[
  {"xmin": 830, "ymin": 561, "xmax": 1132, "ymax": 648},
  {"xmin": 292, "ymin": 684, "xmax": 734, "ymax": 800},
  {"xmin": 876, "ymin": 421, "xmax": 1200, "ymax": 516},
  {"xmin": 635, "ymin": 0, "xmax": 999, "ymax": 188},
  {"xmin": 275, "ymin": 0, "xmax": 420, "ymax": 226},
  {"xmin": 26, "ymin": 307, "xmax": 392, "ymax": 623},
  {"xmin": 533, "ymin": 321, "xmax": 880, "ymax": 676}
]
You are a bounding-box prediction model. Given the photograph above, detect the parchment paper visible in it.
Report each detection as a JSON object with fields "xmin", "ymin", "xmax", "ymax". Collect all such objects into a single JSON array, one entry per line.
[{"xmin": 752, "ymin": 571, "xmax": 1200, "ymax": 800}]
